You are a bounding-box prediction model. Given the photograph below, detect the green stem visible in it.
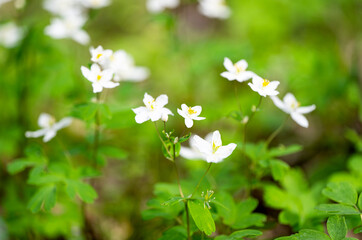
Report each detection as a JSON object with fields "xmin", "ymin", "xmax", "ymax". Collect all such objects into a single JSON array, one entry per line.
[
  {"xmin": 191, "ymin": 163, "xmax": 212, "ymax": 197},
  {"xmin": 234, "ymin": 83, "xmax": 243, "ymax": 115},
  {"xmin": 57, "ymin": 138, "xmax": 73, "ymax": 167},
  {"xmin": 185, "ymin": 201, "xmax": 191, "ymax": 240},
  {"xmin": 265, "ymin": 115, "xmax": 288, "ymax": 147},
  {"xmin": 173, "ymin": 144, "xmax": 184, "ymax": 198},
  {"xmin": 92, "ymin": 93, "xmax": 101, "ymax": 167}
]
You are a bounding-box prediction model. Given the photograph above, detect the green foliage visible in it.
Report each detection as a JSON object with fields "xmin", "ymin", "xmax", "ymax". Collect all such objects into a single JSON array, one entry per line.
[
  {"xmin": 215, "ymin": 229, "xmax": 263, "ymax": 240},
  {"xmin": 188, "ymin": 199, "xmax": 215, "ymax": 236},
  {"xmin": 158, "ymin": 226, "xmax": 187, "ymax": 240},
  {"xmin": 27, "ymin": 185, "xmax": 57, "ymax": 213},
  {"xmin": 322, "ymin": 182, "xmax": 358, "ymax": 206}
]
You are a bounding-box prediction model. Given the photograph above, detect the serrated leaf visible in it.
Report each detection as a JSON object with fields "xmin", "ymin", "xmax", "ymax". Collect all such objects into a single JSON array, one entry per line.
[
  {"xmin": 27, "ymin": 185, "xmax": 57, "ymax": 213},
  {"xmin": 188, "ymin": 200, "xmax": 215, "ymax": 236},
  {"xmin": 158, "ymin": 226, "xmax": 187, "ymax": 240},
  {"xmin": 232, "ymin": 213, "xmax": 266, "ymax": 229},
  {"xmin": 99, "ymin": 103, "xmax": 112, "ymax": 119},
  {"xmin": 327, "ymin": 215, "xmax": 347, "ymax": 240},
  {"xmin": 162, "ymin": 197, "xmax": 184, "ymax": 206},
  {"xmin": 322, "ymin": 182, "xmax": 357, "ymax": 206},
  {"xmin": 316, "ymin": 204, "xmax": 360, "ymax": 215}
]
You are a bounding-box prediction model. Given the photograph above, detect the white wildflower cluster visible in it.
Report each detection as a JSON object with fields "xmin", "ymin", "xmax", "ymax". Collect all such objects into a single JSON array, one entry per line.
[
  {"xmin": 221, "ymin": 57, "xmax": 316, "ymax": 128},
  {"xmin": 146, "ymin": 0, "xmax": 231, "ymax": 20},
  {"xmin": 43, "ymin": 0, "xmax": 110, "ymax": 45},
  {"xmin": 0, "ymin": 22, "xmax": 24, "ymax": 48},
  {"xmin": 81, "ymin": 45, "xmax": 149, "ymax": 93}
]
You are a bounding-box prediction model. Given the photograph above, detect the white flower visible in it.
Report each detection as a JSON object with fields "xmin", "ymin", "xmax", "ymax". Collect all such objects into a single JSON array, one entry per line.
[
  {"xmin": 43, "ymin": 0, "xmax": 82, "ymax": 17},
  {"xmin": 0, "ymin": 0, "xmax": 11, "ymax": 7},
  {"xmin": 146, "ymin": 0, "xmax": 179, "ymax": 13},
  {"xmin": 177, "ymin": 104, "xmax": 206, "ymax": 128},
  {"xmin": 221, "ymin": 57, "xmax": 255, "ymax": 82},
  {"xmin": 248, "ymin": 75, "xmax": 279, "ymax": 97},
  {"xmin": 80, "ymin": 0, "xmax": 110, "ymax": 8},
  {"xmin": 44, "ymin": 14, "xmax": 90, "ymax": 45},
  {"xmin": 271, "ymin": 93, "xmax": 316, "ymax": 128},
  {"xmin": 132, "ymin": 93, "xmax": 173, "ymax": 124},
  {"xmin": 103, "ymin": 50, "xmax": 149, "ymax": 82},
  {"xmin": 81, "ymin": 64, "xmax": 119, "ymax": 93},
  {"xmin": 198, "ymin": 0, "xmax": 231, "ymax": 19},
  {"xmin": 90, "ymin": 45, "xmax": 113, "ymax": 65},
  {"xmin": 180, "ymin": 133, "xmax": 213, "ymax": 161},
  {"xmin": 193, "ymin": 130, "xmax": 236, "ymax": 163},
  {"xmin": 0, "ymin": 22, "xmax": 24, "ymax": 48},
  {"xmin": 25, "ymin": 113, "xmax": 72, "ymax": 142}
]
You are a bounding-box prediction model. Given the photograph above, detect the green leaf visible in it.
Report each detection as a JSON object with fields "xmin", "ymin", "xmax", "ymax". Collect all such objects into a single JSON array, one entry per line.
[
  {"xmin": 188, "ymin": 200, "xmax": 215, "ymax": 236},
  {"xmin": 270, "ymin": 159, "xmax": 290, "ymax": 181},
  {"xmin": 232, "ymin": 198, "xmax": 265, "ymax": 229},
  {"xmin": 27, "ymin": 185, "xmax": 57, "ymax": 213},
  {"xmin": 358, "ymin": 193, "xmax": 362, "ymax": 210},
  {"xmin": 178, "ymin": 133, "xmax": 191, "ymax": 143},
  {"xmin": 268, "ymin": 144, "xmax": 302, "ymax": 157},
  {"xmin": 162, "ymin": 197, "xmax": 184, "ymax": 206},
  {"xmin": 7, "ymin": 159, "xmax": 36, "ymax": 174},
  {"xmin": 322, "ymin": 182, "xmax": 357, "ymax": 206},
  {"xmin": 229, "ymin": 229, "xmax": 263, "ymax": 239},
  {"xmin": 66, "ymin": 180, "xmax": 98, "ymax": 203},
  {"xmin": 71, "ymin": 103, "xmax": 98, "ymax": 121},
  {"xmin": 353, "ymin": 226, "xmax": 362, "ymax": 234},
  {"xmin": 215, "ymin": 191, "xmax": 236, "ymax": 225},
  {"xmin": 276, "ymin": 229, "xmax": 331, "ymax": 240},
  {"xmin": 99, "ymin": 103, "xmax": 112, "ymax": 119},
  {"xmin": 316, "ymin": 204, "xmax": 360, "ymax": 215},
  {"xmin": 98, "ymin": 146, "xmax": 128, "ymax": 160},
  {"xmin": 158, "ymin": 226, "xmax": 187, "ymax": 240},
  {"xmin": 327, "ymin": 216, "xmax": 347, "ymax": 240}
]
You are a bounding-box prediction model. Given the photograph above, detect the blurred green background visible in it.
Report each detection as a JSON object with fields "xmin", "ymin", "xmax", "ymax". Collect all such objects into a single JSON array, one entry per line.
[{"xmin": 0, "ymin": 0, "xmax": 361, "ymax": 239}]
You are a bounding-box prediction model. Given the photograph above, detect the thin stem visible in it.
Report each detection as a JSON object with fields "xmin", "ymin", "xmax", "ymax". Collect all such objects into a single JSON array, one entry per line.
[
  {"xmin": 191, "ymin": 163, "xmax": 212, "ymax": 197},
  {"xmin": 173, "ymin": 145, "xmax": 184, "ymax": 198},
  {"xmin": 234, "ymin": 83, "xmax": 243, "ymax": 115},
  {"xmin": 153, "ymin": 122, "xmax": 173, "ymax": 159},
  {"xmin": 265, "ymin": 115, "xmax": 288, "ymax": 147},
  {"xmin": 57, "ymin": 138, "xmax": 73, "ymax": 167},
  {"xmin": 184, "ymin": 201, "xmax": 190, "ymax": 240},
  {"xmin": 92, "ymin": 93, "xmax": 101, "ymax": 166}
]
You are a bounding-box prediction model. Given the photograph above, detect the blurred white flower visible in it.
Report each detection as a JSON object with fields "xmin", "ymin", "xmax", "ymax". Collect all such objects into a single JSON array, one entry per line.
[
  {"xmin": 180, "ymin": 133, "xmax": 213, "ymax": 161},
  {"xmin": 43, "ymin": 0, "xmax": 83, "ymax": 17},
  {"xmin": 44, "ymin": 14, "xmax": 90, "ymax": 45},
  {"xmin": 132, "ymin": 93, "xmax": 173, "ymax": 124},
  {"xmin": 221, "ymin": 57, "xmax": 255, "ymax": 82},
  {"xmin": 193, "ymin": 130, "xmax": 236, "ymax": 163},
  {"xmin": 0, "ymin": 0, "xmax": 11, "ymax": 7},
  {"xmin": 25, "ymin": 113, "xmax": 72, "ymax": 142},
  {"xmin": 80, "ymin": 0, "xmax": 110, "ymax": 9},
  {"xmin": 90, "ymin": 45, "xmax": 113, "ymax": 65},
  {"xmin": 103, "ymin": 50, "xmax": 149, "ymax": 82},
  {"xmin": 0, "ymin": 22, "xmax": 24, "ymax": 48},
  {"xmin": 198, "ymin": 0, "xmax": 231, "ymax": 19},
  {"xmin": 81, "ymin": 63, "xmax": 119, "ymax": 93},
  {"xmin": 177, "ymin": 104, "xmax": 205, "ymax": 128},
  {"xmin": 248, "ymin": 75, "xmax": 279, "ymax": 97},
  {"xmin": 146, "ymin": 0, "xmax": 179, "ymax": 13},
  {"xmin": 271, "ymin": 93, "xmax": 316, "ymax": 128}
]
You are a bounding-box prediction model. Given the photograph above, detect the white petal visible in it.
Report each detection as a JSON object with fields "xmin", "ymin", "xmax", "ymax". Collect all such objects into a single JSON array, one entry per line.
[
  {"xmin": 181, "ymin": 104, "xmax": 188, "ymax": 111},
  {"xmin": 161, "ymin": 107, "xmax": 173, "ymax": 116},
  {"xmin": 180, "ymin": 147, "xmax": 204, "ymax": 160},
  {"xmin": 193, "ymin": 135, "xmax": 212, "ymax": 154},
  {"xmin": 216, "ymin": 143, "xmax": 237, "ymax": 160},
  {"xmin": 25, "ymin": 129, "xmax": 47, "ymax": 138},
  {"xmin": 283, "ymin": 93, "xmax": 297, "ymax": 105},
  {"xmin": 235, "ymin": 71, "xmax": 254, "ymax": 82},
  {"xmin": 204, "ymin": 133, "xmax": 214, "ymax": 143},
  {"xmin": 38, "ymin": 113, "xmax": 52, "ymax": 128},
  {"xmin": 291, "ymin": 112, "xmax": 309, "ymax": 128},
  {"xmin": 155, "ymin": 94, "xmax": 168, "ymax": 108},
  {"xmin": 223, "ymin": 57, "xmax": 234, "ymax": 72},
  {"xmin": 150, "ymin": 111, "xmax": 162, "ymax": 121},
  {"xmin": 143, "ymin": 93, "xmax": 154, "ymax": 106},
  {"xmin": 132, "ymin": 106, "xmax": 147, "ymax": 114},
  {"xmin": 43, "ymin": 130, "xmax": 57, "ymax": 142},
  {"xmin": 92, "ymin": 82, "xmax": 103, "ymax": 93},
  {"xmin": 81, "ymin": 66, "xmax": 91, "ymax": 81},
  {"xmin": 101, "ymin": 69, "xmax": 114, "ymax": 82},
  {"xmin": 102, "ymin": 81, "xmax": 119, "ymax": 89},
  {"xmin": 296, "ymin": 105, "xmax": 316, "ymax": 114},
  {"xmin": 235, "ymin": 59, "xmax": 248, "ymax": 70},
  {"xmin": 135, "ymin": 112, "xmax": 150, "ymax": 124},
  {"xmin": 252, "ymin": 75, "xmax": 263, "ymax": 86},
  {"xmin": 267, "ymin": 81, "xmax": 280, "ymax": 90},
  {"xmin": 212, "ymin": 130, "xmax": 222, "ymax": 147},
  {"xmin": 185, "ymin": 118, "xmax": 194, "ymax": 128},
  {"xmin": 53, "ymin": 117, "xmax": 72, "ymax": 131},
  {"xmin": 72, "ymin": 30, "xmax": 90, "ymax": 45},
  {"xmin": 221, "ymin": 72, "xmax": 236, "ymax": 81},
  {"xmin": 193, "ymin": 116, "xmax": 206, "ymax": 120},
  {"xmin": 206, "ymin": 154, "xmax": 220, "ymax": 163},
  {"xmin": 191, "ymin": 106, "xmax": 202, "ymax": 115},
  {"xmin": 271, "ymin": 96, "xmax": 289, "ymax": 113},
  {"xmin": 177, "ymin": 108, "xmax": 187, "ymax": 118}
]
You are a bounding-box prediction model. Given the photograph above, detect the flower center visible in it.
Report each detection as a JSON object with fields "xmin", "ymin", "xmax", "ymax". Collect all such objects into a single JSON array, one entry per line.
[
  {"xmin": 48, "ymin": 117, "xmax": 56, "ymax": 127},
  {"xmin": 97, "ymin": 75, "xmax": 102, "ymax": 81},
  {"xmin": 234, "ymin": 64, "xmax": 245, "ymax": 73},
  {"xmin": 188, "ymin": 107, "xmax": 196, "ymax": 115},
  {"xmin": 290, "ymin": 101, "xmax": 300, "ymax": 110},
  {"xmin": 96, "ymin": 53, "xmax": 102, "ymax": 59},
  {"xmin": 262, "ymin": 79, "xmax": 270, "ymax": 87},
  {"xmin": 148, "ymin": 99, "xmax": 155, "ymax": 110},
  {"xmin": 212, "ymin": 142, "xmax": 220, "ymax": 154}
]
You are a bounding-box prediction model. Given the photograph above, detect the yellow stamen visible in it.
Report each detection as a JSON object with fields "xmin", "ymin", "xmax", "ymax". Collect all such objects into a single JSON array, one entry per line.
[
  {"xmin": 262, "ymin": 79, "xmax": 270, "ymax": 87},
  {"xmin": 97, "ymin": 75, "xmax": 102, "ymax": 81},
  {"xmin": 234, "ymin": 64, "xmax": 244, "ymax": 73},
  {"xmin": 96, "ymin": 53, "xmax": 102, "ymax": 59},
  {"xmin": 148, "ymin": 99, "xmax": 155, "ymax": 110},
  {"xmin": 188, "ymin": 107, "xmax": 196, "ymax": 115},
  {"xmin": 212, "ymin": 142, "xmax": 220, "ymax": 153}
]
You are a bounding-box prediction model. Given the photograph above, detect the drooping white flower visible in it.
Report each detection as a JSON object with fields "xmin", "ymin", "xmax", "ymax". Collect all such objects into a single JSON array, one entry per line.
[
  {"xmin": 25, "ymin": 113, "xmax": 72, "ymax": 142},
  {"xmin": 180, "ymin": 133, "xmax": 213, "ymax": 161},
  {"xmin": 271, "ymin": 93, "xmax": 316, "ymax": 128},
  {"xmin": 90, "ymin": 45, "xmax": 113, "ymax": 65},
  {"xmin": 103, "ymin": 50, "xmax": 149, "ymax": 82},
  {"xmin": 177, "ymin": 104, "xmax": 206, "ymax": 128},
  {"xmin": 221, "ymin": 58, "xmax": 255, "ymax": 82},
  {"xmin": 81, "ymin": 64, "xmax": 119, "ymax": 93},
  {"xmin": 198, "ymin": 0, "xmax": 231, "ymax": 19},
  {"xmin": 132, "ymin": 93, "xmax": 173, "ymax": 124},
  {"xmin": 0, "ymin": 22, "xmax": 24, "ymax": 48},
  {"xmin": 80, "ymin": 0, "xmax": 110, "ymax": 9},
  {"xmin": 193, "ymin": 130, "xmax": 236, "ymax": 163},
  {"xmin": 248, "ymin": 75, "xmax": 279, "ymax": 97},
  {"xmin": 146, "ymin": 0, "xmax": 179, "ymax": 13},
  {"xmin": 44, "ymin": 14, "xmax": 90, "ymax": 45}
]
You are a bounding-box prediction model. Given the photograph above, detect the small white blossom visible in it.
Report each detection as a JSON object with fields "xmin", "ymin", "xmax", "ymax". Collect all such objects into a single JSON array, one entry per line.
[
  {"xmin": 132, "ymin": 93, "xmax": 173, "ymax": 124},
  {"xmin": 271, "ymin": 93, "xmax": 316, "ymax": 128},
  {"xmin": 221, "ymin": 58, "xmax": 255, "ymax": 82},
  {"xmin": 198, "ymin": 0, "xmax": 231, "ymax": 19},
  {"xmin": 44, "ymin": 14, "xmax": 90, "ymax": 45},
  {"xmin": 43, "ymin": 0, "xmax": 82, "ymax": 17},
  {"xmin": 146, "ymin": 0, "xmax": 179, "ymax": 13},
  {"xmin": 103, "ymin": 50, "xmax": 149, "ymax": 82},
  {"xmin": 90, "ymin": 45, "xmax": 112, "ymax": 65},
  {"xmin": 177, "ymin": 104, "xmax": 206, "ymax": 128},
  {"xmin": 25, "ymin": 113, "xmax": 72, "ymax": 142},
  {"xmin": 0, "ymin": 22, "xmax": 24, "ymax": 48},
  {"xmin": 0, "ymin": 0, "xmax": 11, "ymax": 7},
  {"xmin": 180, "ymin": 133, "xmax": 213, "ymax": 161},
  {"xmin": 81, "ymin": 64, "xmax": 119, "ymax": 93},
  {"xmin": 80, "ymin": 0, "xmax": 110, "ymax": 9},
  {"xmin": 193, "ymin": 130, "xmax": 236, "ymax": 163},
  {"xmin": 248, "ymin": 75, "xmax": 279, "ymax": 97}
]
